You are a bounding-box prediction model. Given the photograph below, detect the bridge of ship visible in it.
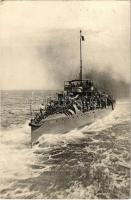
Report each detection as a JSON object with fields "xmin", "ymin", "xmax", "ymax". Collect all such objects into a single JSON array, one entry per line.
[{"xmin": 64, "ymin": 79, "xmax": 94, "ymax": 94}]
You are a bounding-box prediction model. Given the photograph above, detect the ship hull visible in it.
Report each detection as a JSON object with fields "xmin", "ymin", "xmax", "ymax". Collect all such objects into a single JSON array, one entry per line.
[{"xmin": 30, "ymin": 106, "xmax": 113, "ymax": 145}]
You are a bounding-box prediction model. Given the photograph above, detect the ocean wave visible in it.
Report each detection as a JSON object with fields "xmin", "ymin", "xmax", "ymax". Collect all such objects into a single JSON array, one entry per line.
[{"xmin": 0, "ymin": 100, "xmax": 130, "ymax": 198}]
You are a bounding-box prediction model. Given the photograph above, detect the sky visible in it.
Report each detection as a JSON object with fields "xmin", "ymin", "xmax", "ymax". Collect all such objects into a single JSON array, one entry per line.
[{"xmin": 0, "ymin": 1, "xmax": 130, "ymax": 90}]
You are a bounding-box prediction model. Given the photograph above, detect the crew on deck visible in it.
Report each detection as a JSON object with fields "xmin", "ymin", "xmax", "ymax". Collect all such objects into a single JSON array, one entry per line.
[{"xmin": 31, "ymin": 80, "xmax": 115, "ymax": 124}]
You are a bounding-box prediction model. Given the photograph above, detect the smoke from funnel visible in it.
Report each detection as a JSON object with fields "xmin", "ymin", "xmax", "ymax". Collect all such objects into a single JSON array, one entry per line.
[{"xmin": 35, "ymin": 29, "xmax": 129, "ymax": 98}]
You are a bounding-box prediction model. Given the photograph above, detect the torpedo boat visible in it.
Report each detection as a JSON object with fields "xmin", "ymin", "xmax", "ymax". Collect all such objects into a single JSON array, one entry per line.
[{"xmin": 29, "ymin": 30, "xmax": 116, "ymax": 145}]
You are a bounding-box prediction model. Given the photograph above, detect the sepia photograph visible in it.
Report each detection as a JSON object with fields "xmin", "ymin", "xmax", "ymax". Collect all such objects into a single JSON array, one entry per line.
[{"xmin": 0, "ymin": 0, "xmax": 130, "ymax": 199}]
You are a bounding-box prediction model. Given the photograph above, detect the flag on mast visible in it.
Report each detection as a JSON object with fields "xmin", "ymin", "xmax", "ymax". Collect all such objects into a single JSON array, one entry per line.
[{"xmin": 81, "ymin": 35, "xmax": 85, "ymax": 41}]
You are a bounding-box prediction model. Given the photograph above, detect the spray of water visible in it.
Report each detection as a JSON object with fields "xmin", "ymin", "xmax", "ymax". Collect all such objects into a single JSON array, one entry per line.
[{"xmin": 0, "ymin": 100, "xmax": 130, "ymax": 198}]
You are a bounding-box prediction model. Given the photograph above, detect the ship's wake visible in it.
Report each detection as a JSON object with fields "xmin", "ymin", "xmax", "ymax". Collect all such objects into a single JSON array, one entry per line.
[{"xmin": 0, "ymin": 100, "xmax": 130, "ymax": 199}]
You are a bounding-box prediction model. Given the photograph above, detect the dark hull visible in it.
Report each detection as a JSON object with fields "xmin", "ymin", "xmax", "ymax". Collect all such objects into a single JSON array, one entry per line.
[{"xmin": 30, "ymin": 106, "xmax": 113, "ymax": 145}]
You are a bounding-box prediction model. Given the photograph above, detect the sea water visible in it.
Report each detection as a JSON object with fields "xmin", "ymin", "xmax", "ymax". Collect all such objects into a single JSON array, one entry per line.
[{"xmin": 0, "ymin": 90, "xmax": 130, "ymax": 199}]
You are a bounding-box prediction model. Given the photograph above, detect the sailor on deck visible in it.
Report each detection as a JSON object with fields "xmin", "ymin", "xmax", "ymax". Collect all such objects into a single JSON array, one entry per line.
[
  {"xmin": 39, "ymin": 103, "xmax": 46, "ymax": 116},
  {"xmin": 39, "ymin": 103, "xmax": 45, "ymax": 111}
]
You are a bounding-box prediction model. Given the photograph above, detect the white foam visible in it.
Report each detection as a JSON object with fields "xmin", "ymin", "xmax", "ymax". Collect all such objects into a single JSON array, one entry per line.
[
  {"xmin": 38, "ymin": 128, "xmax": 85, "ymax": 147},
  {"xmin": 82, "ymin": 100, "xmax": 130, "ymax": 133},
  {"xmin": 0, "ymin": 122, "xmax": 37, "ymax": 192}
]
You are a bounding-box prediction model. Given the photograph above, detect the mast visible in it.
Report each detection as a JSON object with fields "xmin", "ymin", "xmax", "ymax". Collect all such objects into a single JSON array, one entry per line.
[{"xmin": 80, "ymin": 30, "xmax": 83, "ymax": 81}]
